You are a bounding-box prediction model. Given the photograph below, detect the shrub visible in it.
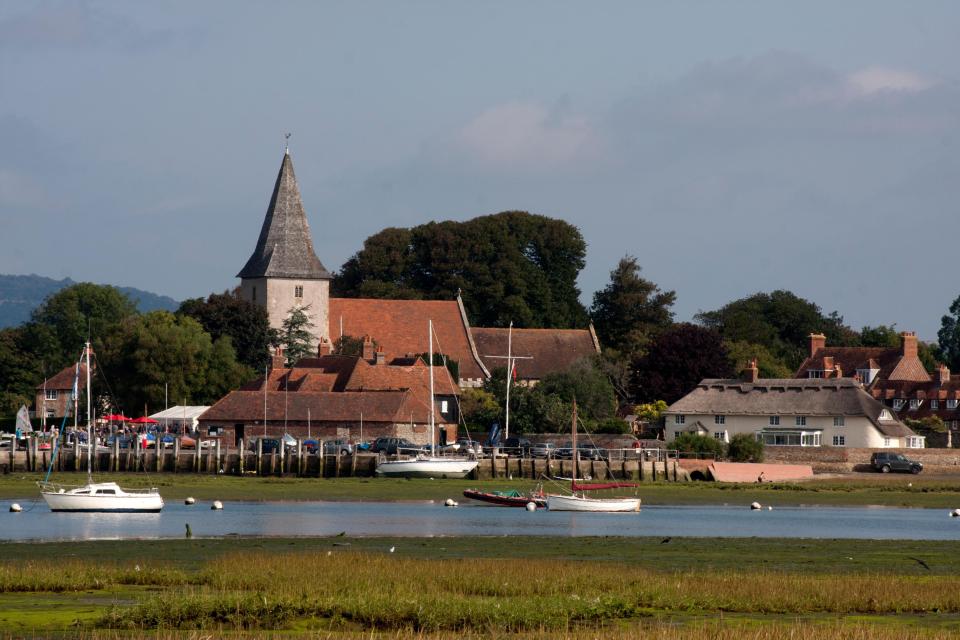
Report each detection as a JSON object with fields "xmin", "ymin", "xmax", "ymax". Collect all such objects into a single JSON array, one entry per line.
[
  {"xmin": 592, "ymin": 418, "xmax": 632, "ymax": 434},
  {"xmin": 727, "ymin": 433, "xmax": 764, "ymax": 462},
  {"xmin": 672, "ymin": 433, "xmax": 725, "ymax": 458}
]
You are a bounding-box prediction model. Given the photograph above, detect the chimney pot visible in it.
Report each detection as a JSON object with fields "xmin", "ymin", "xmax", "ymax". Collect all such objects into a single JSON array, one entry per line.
[
  {"xmin": 375, "ymin": 346, "xmax": 386, "ymax": 365},
  {"xmin": 741, "ymin": 358, "xmax": 759, "ymax": 383},
  {"xmin": 270, "ymin": 345, "xmax": 286, "ymax": 371},
  {"xmin": 362, "ymin": 335, "xmax": 375, "ymax": 361}
]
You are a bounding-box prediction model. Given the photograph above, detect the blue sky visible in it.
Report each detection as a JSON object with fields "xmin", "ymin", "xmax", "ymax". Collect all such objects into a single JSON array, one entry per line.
[{"xmin": 1, "ymin": 1, "xmax": 958, "ymax": 339}]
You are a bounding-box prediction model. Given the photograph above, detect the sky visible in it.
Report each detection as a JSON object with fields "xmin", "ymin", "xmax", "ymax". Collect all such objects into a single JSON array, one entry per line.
[{"xmin": 1, "ymin": 1, "xmax": 958, "ymax": 340}]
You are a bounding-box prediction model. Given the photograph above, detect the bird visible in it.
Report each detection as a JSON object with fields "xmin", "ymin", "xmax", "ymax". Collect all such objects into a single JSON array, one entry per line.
[
  {"xmin": 389, "ymin": 546, "xmax": 396, "ymax": 553},
  {"xmin": 185, "ymin": 523, "xmax": 193, "ymax": 539},
  {"xmin": 660, "ymin": 537, "xmax": 672, "ymax": 544},
  {"xmin": 335, "ymin": 531, "xmax": 346, "ymax": 537},
  {"xmin": 908, "ymin": 556, "xmax": 931, "ymax": 571}
]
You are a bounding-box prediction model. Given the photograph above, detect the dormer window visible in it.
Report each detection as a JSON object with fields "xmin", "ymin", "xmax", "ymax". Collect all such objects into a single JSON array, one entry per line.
[
  {"xmin": 807, "ymin": 370, "xmax": 824, "ymax": 379},
  {"xmin": 769, "ymin": 416, "xmax": 780, "ymax": 426},
  {"xmin": 909, "ymin": 399, "xmax": 920, "ymax": 410},
  {"xmin": 294, "ymin": 285, "xmax": 304, "ymax": 299},
  {"xmin": 949, "ymin": 399, "xmax": 959, "ymax": 410},
  {"xmin": 932, "ymin": 399, "xmax": 940, "ymax": 410},
  {"xmin": 893, "ymin": 399, "xmax": 905, "ymax": 410},
  {"xmin": 879, "ymin": 409, "xmax": 893, "ymax": 421}
]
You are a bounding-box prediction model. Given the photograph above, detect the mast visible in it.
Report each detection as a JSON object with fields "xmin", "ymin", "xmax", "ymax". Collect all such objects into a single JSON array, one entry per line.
[
  {"xmin": 86, "ymin": 342, "xmax": 93, "ymax": 483},
  {"xmin": 571, "ymin": 397, "xmax": 578, "ymax": 483},
  {"xmin": 504, "ymin": 321, "xmax": 512, "ymax": 441},
  {"xmin": 263, "ymin": 363, "xmax": 268, "ymax": 437},
  {"xmin": 429, "ymin": 319, "xmax": 435, "ymax": 455}
]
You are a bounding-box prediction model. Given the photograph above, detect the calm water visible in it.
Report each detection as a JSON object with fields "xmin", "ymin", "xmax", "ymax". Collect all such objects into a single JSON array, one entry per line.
[{"xmin": 3, "ymin": 499, "xmax": 960, "ymax": 541}]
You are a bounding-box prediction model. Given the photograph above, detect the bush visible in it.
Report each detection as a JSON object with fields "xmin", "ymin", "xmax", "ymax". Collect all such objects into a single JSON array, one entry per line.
[
  {"xmin": 727, "ymin": 433, "xmax": 764, "ymax": 462},
  {"xmin": 591, "ymin": 418, "xmax": 632, "ymax": 434},
  {"xmin": 672, "ymin": 433, "xmax": 725, "ymax": 458}
]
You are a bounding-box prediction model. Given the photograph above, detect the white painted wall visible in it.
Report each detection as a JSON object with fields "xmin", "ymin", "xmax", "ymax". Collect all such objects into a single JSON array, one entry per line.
[{"xmin": 664, "ymin": 413, "xmax": 903, "ymax": 448}]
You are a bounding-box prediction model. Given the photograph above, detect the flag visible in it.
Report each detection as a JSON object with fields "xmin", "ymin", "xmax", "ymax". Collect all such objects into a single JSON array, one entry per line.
[{"xmin": 511, "ymin": 362, "xmax": 517, "ymax": 381}]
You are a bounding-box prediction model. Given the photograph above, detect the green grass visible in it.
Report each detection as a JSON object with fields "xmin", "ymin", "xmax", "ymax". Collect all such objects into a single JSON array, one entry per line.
[{"xmin": 4, "ymin": 472, "xmax": 960, "ymax": 507}]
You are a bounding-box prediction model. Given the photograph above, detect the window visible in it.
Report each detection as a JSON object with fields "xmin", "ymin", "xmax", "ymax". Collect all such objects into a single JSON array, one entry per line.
[
  {"xmin": 44, "ymin": 389, "xmax": 58, "ymax": 401},
  {"xmin": 879, "ymin": 410, "xmax": 894, "ymax": 421},
  {"xmin": 906, "ymin": 436, "xmax": 925, "ymax": 449},
  {"xmin": 769, "ymin": 416, "xmax": 780, "ymax": 426},
  {"xmin": 294, "ymin": 285, "xmax": 304, "ymax": 298},
  {"xmin": 440, "ymin": 400, "xmax": 449, "ymax": 413},
  {"xmin": 45, "ymin": 409, "xmax": 55, "ymax": 418},
  {"xmin": 674, "ymin": 415, "xmax": 685, "ymax": 425},
  {"xmin": 714, "ymin": 431, "xmax": 728, "ymax": 442},
  {"xmin": 795, "ymin": 416, "xmax": 806, "ymax": 426},
  {"xmin": 801, "ymin": 433, "xmax": 821, "ymax": 446},
  {"xmin": 207, "ymin": 426, "xmax": 223, "ymax": 436},
  {"xmin": 714, "ymin": 415, "xmax": 725, "ymax": 425},
  {"xmin": 948, "ymin": 399, "xmax": 958, "ymax": 410},
  {"xmin": 808, "ymin": 370, "xmax": 824, "ymax": 379},
  {"xmin": 883, "ymin": 437, "xmax": 892, "ymax": 447},
  {"xmin": 893, "ymin": 399, "xmax": 905, "ymax": 410},
  {"xmin": 932, "ymin": 399, "xmax": 940, "ymax": 410},
  {"xmin": 832, "ymin": 435, "xmax": 845, "ymax": 446},
  {"xmin": 909, "ymin": 399, "xmax": 920, "ymax": 410},
  {"xmin": 758, "ymin": 430, "xmax": 822, "ymax": 447},
  {"xmin": 252, "ymin": 286, "xmax": 257, "ymax": 303},
  {"xmin": 833, "ymin": 416, "xmax": 844, "ymax": 427}
]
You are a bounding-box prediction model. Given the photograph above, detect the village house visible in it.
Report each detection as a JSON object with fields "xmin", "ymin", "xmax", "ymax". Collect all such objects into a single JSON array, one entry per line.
[
  {"xmin": 198, "ymin": 345, "xmax": 460, "ymax": 447},
  {"xmin": 796, "ymin": 332, "xmax": 960, "ymax": 433},
  {"xmin": 233, "ymin": 148, "xmax": 597, "ymax": 389},
  {"xmin": 665, "ymin": 362, "xmax": 924, "ymax": 449},
  {"xmin": 34, "ymin": 363, "xmax": 88, "ymax": 421}
]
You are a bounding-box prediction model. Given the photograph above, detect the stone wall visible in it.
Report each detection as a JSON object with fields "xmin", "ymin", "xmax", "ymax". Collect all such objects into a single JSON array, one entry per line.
[{"xmin": 764, "ymin": 445, "xmax": 960, "ymax": 471}]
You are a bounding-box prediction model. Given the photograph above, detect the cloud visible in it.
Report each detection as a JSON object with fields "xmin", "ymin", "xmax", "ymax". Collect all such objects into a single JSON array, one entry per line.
[
  {"xmin": 0, "ymin": 3, "xmax": 173, "ymax": 52},
  {"xmin": 847, "ymin": 67, "xmax": 934, "ymax": 95},
  {"xmin": 455, "ymin": 102, "xmax": 600, "ymax": 171}
]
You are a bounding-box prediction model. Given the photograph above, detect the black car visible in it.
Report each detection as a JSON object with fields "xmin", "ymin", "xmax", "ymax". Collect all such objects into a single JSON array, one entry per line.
[
  {"xmin": 871, "ymin": 452, "xmax": 923, "ymax": 474},
  {"xmin": 501, "ymin": 437, "xmax": 532, "ymax": 456},
  {"xmin": 370, "ymin": 437, "xmax": 419, "ymax": 455},
  {"xmin": 555, "ymin": 442, "xmax": 608, "ymax": 461}
]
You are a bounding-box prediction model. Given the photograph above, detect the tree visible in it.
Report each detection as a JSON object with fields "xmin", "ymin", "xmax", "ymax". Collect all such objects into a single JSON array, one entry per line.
[
  {"xmin": 727, "ymin": 433, "xmax": 764, "ymax": 462},
  {"xmin": 590, "ymin": 256, "xmax": 675, "ymax": 357},
  {"xmin": 696, "ymin": 290, "xmax": 858, "ymax": 370},
  {"xmin": 333, "ymin": 211, "xmax": 589, "ymax": 328},
  {"xmin": 673, "ymin": 433, "xmax": 725, "ymax": 458},
  {"xmin": 632, "ymin": 324, "xmax": 734, "ymax": 404},
  {"xmin": 724, "ymin": 340, "xmax": 793, "ymax": 378},
  {"xmin": 178, "ymin": 291, "xmax": 275, "ymax": 371},
  {"xmin": 459, "ymin": 388, "xmax": 501, "ymax": 432},
  {"xmin": 634, "ymin": 400, "xmax": 668, "ymax": 424},
  {"xmin": 939, "ymin": 295, "xmax": 960, "ymax": 371},
  {"xmin": 99, "ymin": 312, "xmax": 250, "ymax": 413},
  {"xmin": 416, "ymin": 352, "xmax": 460, "ymax": 383},
  {"xmin": 280, "ymin": 306, "xmax": 314, "ymax": 366},
  {"xmin": 537, "ymin": 358, "xmax": 618, "ymax": 425},
  {"xmin": 860, "ymin": 325, "xmax": 901, "ymax": 348}
]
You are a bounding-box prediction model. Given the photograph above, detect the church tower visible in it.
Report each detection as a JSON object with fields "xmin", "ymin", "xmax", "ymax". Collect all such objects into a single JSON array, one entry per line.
[{"xmin": 237, "ymin": 149, "xmax": 331, "ymax": 347}]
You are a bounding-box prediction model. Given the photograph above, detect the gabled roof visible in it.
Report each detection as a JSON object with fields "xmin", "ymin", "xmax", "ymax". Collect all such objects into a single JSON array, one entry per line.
[
  {"xmin": 666, "ymin": 378, "xmax": 915, "ymax": 438},
  {"xmin": 470, "ymin": 327, "xmax": 600, "ymax": 380},
  {"xmin": 237, "ymin": 152, "xmax": 332, "ymax": 280},
  {"xmin": 199, "ymin": 389, "xmax": 439, "ymax": 424},
  {"xmin": 796, "ymin": 347, "xmax": 931, "ymax": 383},
  {"xmin": 37, "ymin": 364, "xmax": 89, "ymax": 391},
  {"xmin": 328, "ymin": 298, "xmax": 488, "ymax": 380}
]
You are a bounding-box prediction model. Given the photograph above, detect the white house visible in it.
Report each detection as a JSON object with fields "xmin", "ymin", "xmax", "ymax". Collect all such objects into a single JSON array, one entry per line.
[{"xmin": 664, "ymin": 363, "xmax": 924, "ymax": 449}]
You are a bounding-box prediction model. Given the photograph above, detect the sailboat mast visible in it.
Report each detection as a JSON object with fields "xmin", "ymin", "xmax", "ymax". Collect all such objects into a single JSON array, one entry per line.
[
  {"xmin": 504, "ymin": 321, "xmax": 512, "ymax": 441},
  {"xmin": 429, "ymin": 319, "xmax": 435, "ymax": 455},
  {"xmin": 86, "ymin": 342, "xmax": 93, "ymax": 482},
  {"xmin": 571, "ymin": 397, "xmax": 578, "ymax": 479}
]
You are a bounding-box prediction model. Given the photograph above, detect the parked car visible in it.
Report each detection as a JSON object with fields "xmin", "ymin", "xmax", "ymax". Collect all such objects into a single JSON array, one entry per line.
[
  {"xmin": 249, "ymin": 438, "xmax": 282, "ymax": 454},
  {"xmin": 323, "ymin": 439, "xmax": 353, "ymax": 455},
  {"xmin": 555, "ymin": 442, "xmax": 608, "ymax": 461},
  {"xmin": 871, "ymin": 452, "xmax": 923, "ymax": 474},
  {"xmin": 454, "ymin": 438, "xmax": 483, "ymax": 456},
  {"xmin": 370, "ymin": 437, "xmax": 419, "ymax": 455},
  {"xmin": 501, "ymin": 437, "xmax": 532, "ymax": 456},
  {"xmin": 531, "ymin": 442, "xmax": 556, "ymax": 458},
  {"xmin": 303, "ymin": 439, "xmax": 319, "ymax": 454}
]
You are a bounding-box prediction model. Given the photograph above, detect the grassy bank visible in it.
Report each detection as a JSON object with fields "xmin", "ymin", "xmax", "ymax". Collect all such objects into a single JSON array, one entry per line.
[
  {"xmin": 3, "ymin": 472, "xmax": 960, "ymax": 507},
  {"xmin": 2, "ymin": 537, "xmax": 960, "ymax": 637}
]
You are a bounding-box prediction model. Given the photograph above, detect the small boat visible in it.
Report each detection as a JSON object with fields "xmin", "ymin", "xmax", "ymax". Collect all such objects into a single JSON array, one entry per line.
[
  {"xmin": 463, "ymin": 487, "xmax": 547, "ymax": 508},
  {"xmin": 545, "ymin": 400, "xmax": 641, "ymax": 513}
]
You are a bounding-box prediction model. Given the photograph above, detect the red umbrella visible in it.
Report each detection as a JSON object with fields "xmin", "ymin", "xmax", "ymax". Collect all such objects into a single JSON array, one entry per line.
[
  {"xmin": 130, "ymin": 416, "xmax": 159, "ymax": 424},
  {"xmin": 103, "ymin": 414, "xmax": 130, "ymax": 421}
]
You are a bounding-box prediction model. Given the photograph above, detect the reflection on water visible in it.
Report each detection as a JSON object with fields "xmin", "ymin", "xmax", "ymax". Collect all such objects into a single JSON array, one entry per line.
[{"xmin": 2, "ymin": 500, "xmax": 960, "ymax": 542}]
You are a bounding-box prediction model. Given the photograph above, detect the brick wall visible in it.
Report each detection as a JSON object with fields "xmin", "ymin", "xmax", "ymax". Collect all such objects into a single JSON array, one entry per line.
[{"xmin": 764, "ymin": 446, "xmax": 960, "ymax": 468}]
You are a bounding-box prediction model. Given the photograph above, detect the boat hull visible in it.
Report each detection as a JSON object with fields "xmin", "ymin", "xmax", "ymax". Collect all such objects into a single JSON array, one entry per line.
[
  {"xmin": 39, "ymin": 482, "xmax": 164, "ymax": 512},
  {"xmin": 546, "ymin": 494, "xmax": 640, "ymax": 512},
  {"xmin": 376, "ymin": 458, "xmax": 478, "ymax": 479},
  {"xmin": 462, "ymin": 489, "xmax": 546, "ymax": 508}
]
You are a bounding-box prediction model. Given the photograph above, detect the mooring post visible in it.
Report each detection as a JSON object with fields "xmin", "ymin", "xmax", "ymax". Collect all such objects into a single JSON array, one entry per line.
[
  {"xmin": 256, "ymin": 438, "xmax": 263, "ymax": 476},
  {"xmin": 113, "ymin": 437, "xmax": 120, "ymax": 472},
  {"xmin": 194, "ymin": 439, "xmax": 201, "ymax": 473},
  {"xmin": 334, "ymin": 450, "xmax": 341, "ymax": 478},
  {"xmin": 215, "ymin": 439, "xmax": 221, "ymax": 474},
  {"xmin": 349, "ymin": 449, "xmax": 357, "ymax": 477},
  {"xmin": 73, "ymin": 438, "xmax": 79, "ymax": 472},
  {"xmin": 134, "ymin": 435, "xmax": 141, "ymax": 472},
  {"xmin": 296, "ymin": 439, "xmax": 303, "ymax": 477},
  {"xmin": 173, "ymin": 437, "xmax": 180, "ymax": 473},
  {"xmin": 238, "ymin": 439, "xmax": 245, "ymax": 475},
  {"xmin": 319, "ymin": 440, "xmax": 325, "ymax": 478}
]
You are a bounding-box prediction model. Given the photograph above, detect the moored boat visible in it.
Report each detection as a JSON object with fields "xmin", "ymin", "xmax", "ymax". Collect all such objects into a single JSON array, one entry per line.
[
  {"xmin": 39, "ymin": 481, "xmax": 163, "ymax": 512},
  {"xmin": 462, "ymin": 487, "xmax": 546, "ymax": 508}
]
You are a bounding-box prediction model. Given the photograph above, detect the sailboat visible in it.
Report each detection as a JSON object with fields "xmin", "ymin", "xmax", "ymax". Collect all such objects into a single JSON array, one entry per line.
[
  {"xmin": 38, "ymin": 343, "xmax": 164, "ymax": 513},
  {"xmin": 375, "ymin": 321, "xmax": 479, "ymax": 479},
  {"xmin": 545, "ymin": 400, "xmax": 641, "ymax": 512}
]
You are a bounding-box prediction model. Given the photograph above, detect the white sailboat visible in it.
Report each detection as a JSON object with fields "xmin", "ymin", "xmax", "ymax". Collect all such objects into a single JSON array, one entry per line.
[
  {"xmin": 39, "ymin": 343, "xmax": 164, "ymax": 513},
  {"xmin": 545, "ymin": 400, "xmax": 641, "ymax": 512},
  {"xmin": 375, "ymin": 320, "xmax": 479, "ymax": 480}
]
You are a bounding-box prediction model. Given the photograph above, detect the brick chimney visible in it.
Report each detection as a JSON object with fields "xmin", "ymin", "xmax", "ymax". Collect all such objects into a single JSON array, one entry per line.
[
  {"xmin": 375, "ymin": 346, "xmax": 386, "ymax": 365},
  {"xmin": 939, "ymin": 364, "xmax": 951, "ymax": 384},
  {"xmin": 362, "ymin": 335, "xmax": 375, "ymax": 361},
  {"xmin": 741, "ymin": 358, "xmax": 759, "ymax": 383},
  {"xmin": 809, "ymin": 333, "xmax": 826, "ymax": 357},
  {"xmin": 317, "ymin": 337, "xmax": 333, "ymax": 357},
  {"xmin": 900, "ymin": 331, "xmax": 918, "ymax": 359},
  {"xmin": 822, "ymin": 356, "xmax": 834, "ymax": 377},
  {"xmin": 270, "ymin": 346, "xmax": 286, "ymax": 371}
]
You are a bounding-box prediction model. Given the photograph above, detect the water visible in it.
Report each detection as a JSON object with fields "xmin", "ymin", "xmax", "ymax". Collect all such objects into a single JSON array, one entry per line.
[{"xmin": 3, "ymin": 499, "xmax": 960, "ymax": 542}]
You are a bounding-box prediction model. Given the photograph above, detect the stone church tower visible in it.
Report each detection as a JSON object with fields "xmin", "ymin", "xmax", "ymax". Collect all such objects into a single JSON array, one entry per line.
[{"xmin": 237, "ymin": 149, "xmax": 331, "ymax": 347}]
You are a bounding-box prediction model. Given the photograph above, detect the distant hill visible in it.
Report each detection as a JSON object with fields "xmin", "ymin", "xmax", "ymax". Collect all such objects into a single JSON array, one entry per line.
[{"xmin": 0, "ymin": 274, "xmax": 179, "ymax": 328}]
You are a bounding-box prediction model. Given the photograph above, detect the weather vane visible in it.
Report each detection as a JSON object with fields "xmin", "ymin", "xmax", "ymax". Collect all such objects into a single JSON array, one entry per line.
[{"xmin": 284, "ymin": 132, "xmax": 291, "ymax": 154}]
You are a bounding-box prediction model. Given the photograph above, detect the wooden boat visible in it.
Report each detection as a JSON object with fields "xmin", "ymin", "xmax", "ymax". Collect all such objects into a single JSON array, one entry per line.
[
  {"xmin": 545, "ymin": 400, "xmax": 641, "ymax": 512},
  {"xmin": 462, "ymin": 487, "xmax": 547, "ymax": 508}
]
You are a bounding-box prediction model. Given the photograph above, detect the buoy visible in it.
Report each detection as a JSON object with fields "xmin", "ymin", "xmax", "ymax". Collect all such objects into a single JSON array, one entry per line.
[
  {"xmin": 211, "ymin": 500, "xmax": 223, "ymax": 510},
  {"xmin": 526, "ymin": 502, "xmax": 537, "ymax": 512},
  {"xmin": 184, "ymin": 497, "xmax": 196, "ymax": 505},
  {"xmin": 750, "ymin": 502, "xmax": 762, "ymax": 510},
  {"xmin": 444, "ymin": 498, "xmax": 455, "ymax": 507},
  {"xmin": 950, "ymin": 509, "xmax": 960, "ymax": 518},
  {"xmin": 9, "ymin": 503, "xmax": 22, "ymax": 513},
  {"xmin": 767, "ymin": 505, "xmax": 773, "ymax": 511}
]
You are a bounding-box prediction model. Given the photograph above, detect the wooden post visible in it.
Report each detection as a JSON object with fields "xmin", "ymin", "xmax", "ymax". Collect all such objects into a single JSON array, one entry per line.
[
  {"xmin": 215, "ymin": 439, "xmax": 221, "ymax": 474},
  {"xmin": 349, "ymin": 450, "xmax": 357, "ymax": 477},
  {"xmin": 490, "ymin": 454, "xmax": 496, "ymax": 479},
  {"xmin": 173, "ymin": 437, "xmax": 180, "ymax": 473},
  {"xmin": 134, "ymin": 435, "xmax": 141, "ymax": 472},
  {"xmin": 11, "ymin": 437, "xmax": 18, "ymax": 472},
  {"xmin": 256, "ymin": 438, "xmax": 263, "ymax": 476},
  {"xmin": 238, "ymin": 439, "xmax": 245, "ymax": 475},
  {"xmin": 194, "ymin": 439, "xmax": 201, "ymax": 473},
  {"xmin": 319, "ymin": 440, "xmax": 325, "ymax": 479},
  {"xmin": 112, "ymin": 437, "xmax": 120, "ymax": 472},
  {"xmin": 73, "ymin": 438, "xmax": 79, "ymax": 472},
  {"xmin": 156, "ymin": 438, "xmax": 162, "ymax": 472},
  {"xmin": 334, "ymin": 450, "xmax": 341, "ymax": 478}
]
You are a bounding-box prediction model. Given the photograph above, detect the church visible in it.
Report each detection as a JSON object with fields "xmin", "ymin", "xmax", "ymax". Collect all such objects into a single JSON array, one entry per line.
[{"xmin": 198, "ymin": 149, "xmax": 599, "ymax": 445}]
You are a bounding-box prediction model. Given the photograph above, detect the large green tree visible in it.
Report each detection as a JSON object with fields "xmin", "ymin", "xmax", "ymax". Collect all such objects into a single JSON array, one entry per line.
[
  {"xmin": 590, "ymin": 255, "xmax": 675, "ymax": 358},
  {"xmin": 333, "ymin": 211, "xmax": 589, "ymax": 328},
  {"xmin": 939, "ymin": 295, "xmax": 960, "ymax": 371},
  {"xmin": 696, "ymin": 290, "xmax": 858, "ymax": 370},
  {"xmin": 632, "ymin": 324, "xmax": 734, "ymax": 404},
  {"xmin": 178, "ymin": 291, "xmax": 275, "ymax": 371},
  {"xmin": 99, "ymin": 312, "xmax": 250, "ymax": 414},
  {"xmin": 280, "ymin": 306, "xmax": 315, "ymax": 366}
]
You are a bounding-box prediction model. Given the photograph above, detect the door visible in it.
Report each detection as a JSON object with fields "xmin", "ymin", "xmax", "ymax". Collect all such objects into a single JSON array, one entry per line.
[{"xmin": 235, "ymin": 424, "xmax": 245, "ymax": 446}]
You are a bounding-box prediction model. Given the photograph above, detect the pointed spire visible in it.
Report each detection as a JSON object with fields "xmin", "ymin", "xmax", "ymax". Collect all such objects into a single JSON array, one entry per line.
[{"xmin": 237, "ymin": 151, "xmax": 331, "ymax": 280}]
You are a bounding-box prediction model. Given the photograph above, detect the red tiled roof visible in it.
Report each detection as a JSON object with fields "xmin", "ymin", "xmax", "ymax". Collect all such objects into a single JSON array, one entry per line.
[
  {"xmin": 343, "ymin": 358, "xmax": 460, "ymax": 397},
  {"xmin": 470, "ymin": 327, "xmax": 600, "ymax": 380},
  {"xmin": 796, "ymin": 347, "xmax": 931, "ymax": 383},
  {"xmin": 328, "ymin": 298, "xmax": 487, "ymax": 380},
  {"xmin": 37, "ymin": 364, "xmax": 90, "ymax": 391}
]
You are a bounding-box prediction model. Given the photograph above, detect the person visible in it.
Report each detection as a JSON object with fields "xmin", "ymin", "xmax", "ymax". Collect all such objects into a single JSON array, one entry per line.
[{"xmin": 757, "ymin": 471, "xmax": 766, "ymax": 483}]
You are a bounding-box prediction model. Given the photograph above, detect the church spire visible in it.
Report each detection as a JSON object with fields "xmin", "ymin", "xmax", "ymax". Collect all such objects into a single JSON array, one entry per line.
[{"xmin": 237, "ymin": 151, "xmax": 331, "ymax": 280}]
